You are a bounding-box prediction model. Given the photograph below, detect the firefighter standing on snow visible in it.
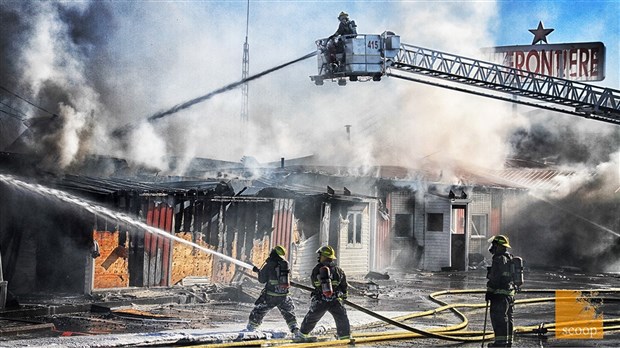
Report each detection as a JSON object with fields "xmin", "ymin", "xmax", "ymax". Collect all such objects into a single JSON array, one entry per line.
[
  {"xmin": 299, "ymin": 245, "xmax": 351, "ymax": 340},
  {"xmin": 485, "ymin": 235, "xmax": 515, "ymax": 347},
  {"xmin": 246, "ymin": 245, "xmax": 300, "ymax": 335}
]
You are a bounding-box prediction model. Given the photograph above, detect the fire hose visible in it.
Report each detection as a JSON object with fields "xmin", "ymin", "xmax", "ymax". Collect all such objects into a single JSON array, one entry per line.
[
  {"xmin": 290, "ymin": 281, "xmax": 477, "ymax": 342},
  {"xmin": 236, "ymin": 270, "xmax": 479, "ymax": 342},
  {"xmin": 198, "ymin": 287, "xmax": 620, "ymax": 347}
]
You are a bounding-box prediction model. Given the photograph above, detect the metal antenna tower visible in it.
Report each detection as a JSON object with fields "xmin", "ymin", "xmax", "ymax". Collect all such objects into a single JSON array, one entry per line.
[{"xmin": 240, "ymin": 0, "xmax": 250, "ymax": 129}]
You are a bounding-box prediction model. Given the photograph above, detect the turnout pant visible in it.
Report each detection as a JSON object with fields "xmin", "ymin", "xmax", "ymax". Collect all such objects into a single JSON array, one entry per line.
[
  {"xmin": 300, "ymin": 297, "xmax": 350, "ymax": 339},
  {"xmin": 248, "ymin": 294, "xmax": 298, "ymax": 332},
  {"xmin": 490, "ymin": 294, "xmax": 514, "ymax": 346}
]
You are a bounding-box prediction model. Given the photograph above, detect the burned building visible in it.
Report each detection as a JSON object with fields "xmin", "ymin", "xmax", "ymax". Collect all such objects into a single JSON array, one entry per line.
[
  {"xmin": 0, "ymin": 174, "xmax": 235, "ymax": 297},
  {"xmin": 2, "ymin": 152, "xmax": 579, "ymax": 306}
]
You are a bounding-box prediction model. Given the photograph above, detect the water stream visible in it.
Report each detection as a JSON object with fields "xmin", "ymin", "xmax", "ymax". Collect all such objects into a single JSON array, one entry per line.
[
  {"xmin": 146, "ymin": 51, "xmax": 317, "ymax": 122},
  {"xmin": 0, "ymin": 173, "xmax": 253, "ymax": 270},
  {"xmin": 110, "ymin": 51, "xmax": 317, "ymax": 137}
]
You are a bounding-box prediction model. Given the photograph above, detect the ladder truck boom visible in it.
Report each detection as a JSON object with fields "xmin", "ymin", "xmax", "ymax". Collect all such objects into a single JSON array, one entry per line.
[{"xmin": 311, "ymin": 32, "xmax": 620, "ymax": 125}]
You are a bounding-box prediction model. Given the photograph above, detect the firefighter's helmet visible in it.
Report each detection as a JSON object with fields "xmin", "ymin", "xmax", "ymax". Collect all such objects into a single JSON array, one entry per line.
[
  {"xmin": 273, "ymin": 245, "xmax": 286, "ymax": 257},
  {"xmin": 488, "ymin": 235, "xmax": 511, "ymax": 248},
  {"xmin": 316, "ymin": 245, "xmax": 337, "ymax": 259},
  {"xmin": 338, "ymin": 11, "xmax": 349, "ymax": 19}
]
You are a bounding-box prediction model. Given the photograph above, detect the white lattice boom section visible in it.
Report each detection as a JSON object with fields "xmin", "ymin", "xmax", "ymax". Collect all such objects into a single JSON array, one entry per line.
[{"xmin": 389, "ymin": 44, "xmax": 620, "ymax": 125}]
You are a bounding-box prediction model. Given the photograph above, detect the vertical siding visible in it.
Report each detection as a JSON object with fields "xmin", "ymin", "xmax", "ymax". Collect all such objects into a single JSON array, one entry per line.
[
  {"xmin": 423, "ymin": 196, "xmax": 451, "ymax": 271},
  {"xmin": 292, "ymin": 233, "xmax": 319, "ymax": 280},
  {"xmin": 373, "ymin": 208, "xmax": 390, "ymax": 271},
  {"xmin": 337, "ymin": 204, "xmax": 370, "ymax": 278},
  {"xmin": 271, "ymin": 199, "xmax": 294, "ymax": 263},
  {"xmin": 144, "ymin": 201, "xmax": 173, "ymax": 286}
]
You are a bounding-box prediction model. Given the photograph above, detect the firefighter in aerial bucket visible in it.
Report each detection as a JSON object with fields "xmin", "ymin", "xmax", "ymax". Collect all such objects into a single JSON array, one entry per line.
[
  {"xmin": 325, "ymin": 11, "xmax": 357, "ymax": 71},
  {"xmin": 485, "ymin": 235, "xmax": 523, "ymax": 347},
  {"xmin": 299, "ymin": 245, "xmax": 351, "ymax": 340},
  {"xmin": 246, "ymin": 245, "xmax": 300, "ymax": 336}
]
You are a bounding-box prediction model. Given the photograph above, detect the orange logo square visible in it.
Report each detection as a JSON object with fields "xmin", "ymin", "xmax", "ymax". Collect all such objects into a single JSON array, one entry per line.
[{"xmin": 555, "ymin": 290, "xmax": 603, "ymax": 339}]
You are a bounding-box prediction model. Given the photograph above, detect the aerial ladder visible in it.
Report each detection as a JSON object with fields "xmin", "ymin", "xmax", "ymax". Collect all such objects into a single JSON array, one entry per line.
[{"xmin": 310, "ymin": 32, "xmax": 620, "ymax": 125}]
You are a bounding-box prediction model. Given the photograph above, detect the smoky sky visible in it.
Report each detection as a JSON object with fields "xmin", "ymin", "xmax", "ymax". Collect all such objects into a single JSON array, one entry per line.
[
  {"xmin": 0, "ymin": 3, "xmax": 34, "ymax": 90},
  {"xmin": 506, "ymin": 191, "xmax": 619, "ymax": 273},
  {"xmin": 0, "ymin": 1, "xmax": 116, "ymax": 168},
  {"xmin": 0, "ymin": 1, "xmax": 510, "ymax": 173},
  {"xmin": 0, "ymin": 0, "xmax": 617, "ymax": 273},
  {"xmin": 509, "ymin": 116, "xmax": 620, "ymax": 166},
  {"xmin": 0, "ymin": 0, "xmax": 617, "ymax": 183}
]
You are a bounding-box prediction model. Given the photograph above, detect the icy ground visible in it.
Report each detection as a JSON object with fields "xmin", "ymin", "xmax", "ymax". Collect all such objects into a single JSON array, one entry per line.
[{"xmin": 1, "ymin": 269, "xmax": 620, "ymax": 347}]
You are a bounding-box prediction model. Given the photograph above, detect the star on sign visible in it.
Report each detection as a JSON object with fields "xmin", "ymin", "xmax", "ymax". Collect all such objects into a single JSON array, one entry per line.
[{"xmin": 529, "ymin": 21, "xmax": 554, "ymax": 45}]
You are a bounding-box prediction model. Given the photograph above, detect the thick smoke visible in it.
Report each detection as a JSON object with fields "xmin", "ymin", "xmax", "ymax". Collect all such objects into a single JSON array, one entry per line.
[
  {"xmin": 509, "ymin": 114, "xmax": 620, "ymax": 167},
  {"xmin": 0, "ymin": 2, "xmax": 109, "ymax": 168},
  {"xmin": 503, "ymin": 148, "xmax": 620, "ymax": 272},
  {"xmin": 1, "ymin": 1, "xmax": 519, "ymax": 175},
  {"xmin": 499, "ymin": 108, "xmax": 620, "ymax": 273},
  {"xmin": 1, "ymin": 1, "xmax": 617, "ymax": 272}
]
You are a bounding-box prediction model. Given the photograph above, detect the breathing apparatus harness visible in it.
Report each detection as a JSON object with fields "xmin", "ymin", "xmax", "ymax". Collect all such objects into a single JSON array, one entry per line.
[
  {"xmin": 486, "ymin": 248, "xmax": 525, "ymax": 295},
  {"xmin": 319, "ymin": 265, "xmax": 334, "ymax": 298},
  {"xmin": 273, "ymin": 258, "xmax": 291, "ymax": 294},
  {"xmin": 487, "ymin": 236, "xmax": 524, "ymax": 293},
  {"xmin": 255, "ymin": 250, "xmax": 291, "ymax": 297}
]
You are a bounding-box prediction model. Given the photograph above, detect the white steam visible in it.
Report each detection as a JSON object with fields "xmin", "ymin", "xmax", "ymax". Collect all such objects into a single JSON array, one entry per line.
[
  {"xmin": 6, "ymin": 1, "xmax": 618, "ymax": 182},
  {"xmin": 125, "ymin": 122, "xmax": 169, "ymax": 172},
  {"xmin": 86, "ymin": 1, "xmax": 519, "ymax": 177}
]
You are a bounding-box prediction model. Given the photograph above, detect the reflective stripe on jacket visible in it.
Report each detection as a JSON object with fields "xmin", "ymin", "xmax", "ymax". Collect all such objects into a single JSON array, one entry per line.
[{"xmin": 258, "ymin": 253, "xmax": 290, "ymax": 296}]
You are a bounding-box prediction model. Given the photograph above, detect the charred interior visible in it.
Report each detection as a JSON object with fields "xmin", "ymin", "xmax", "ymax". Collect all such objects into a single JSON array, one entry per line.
[{"xmin": 0, "ymin": 1, "xmax": 618, "ymax": 345}]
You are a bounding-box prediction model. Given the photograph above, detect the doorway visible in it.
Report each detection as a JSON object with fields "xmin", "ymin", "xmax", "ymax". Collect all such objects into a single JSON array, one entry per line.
[{"xmin": 451, "ymin": 204, "xmax": 468, "ymax": 271}]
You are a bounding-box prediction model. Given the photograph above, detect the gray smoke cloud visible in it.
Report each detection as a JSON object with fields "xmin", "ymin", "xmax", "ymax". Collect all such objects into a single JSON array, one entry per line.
[
  {"xmin": 0, "ymin": 0, "xmax": 618, "ymax": 271},
  {"xmin": 501, "ymin": 111, "xmax": 620, "ymax": 273},
  {"xmin": 0, "ymin": 1, "xmax": 109, "ymax": 168},
  {"xmin": 503, "ymin": 152, "xmax": 619, "ymax": 272},
  {"xmin": 1, "ymin": 1, "xmax": 516, "ymax": 175}
]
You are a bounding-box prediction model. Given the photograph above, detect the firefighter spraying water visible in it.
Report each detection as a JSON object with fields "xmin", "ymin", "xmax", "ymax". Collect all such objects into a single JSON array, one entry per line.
[{"xmin": 246, "ymin": 246, "xmax": 300, "ymax": 336}]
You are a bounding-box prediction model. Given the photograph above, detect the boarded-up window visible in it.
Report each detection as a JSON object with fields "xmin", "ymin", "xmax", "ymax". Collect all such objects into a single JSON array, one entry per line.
[
  {"xmin": 427, "ymin": 213, "xmax": 444, "ymax": 231},
  {"xmin": 347, "ymin": 212, "xmax": 362, "ymax": 245},
  {"xmin": 394, "ymin": 214, "xmax": 413, "ymax": 237}
]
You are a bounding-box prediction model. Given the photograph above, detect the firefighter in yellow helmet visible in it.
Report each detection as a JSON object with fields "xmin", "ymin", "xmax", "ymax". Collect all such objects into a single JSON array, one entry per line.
[
  {"xmin": 246, "ymin": 245, "xmax": 300, "ymax": 336},
  {"xmin": 298, "ymin": 245, "xmax": 350, "ymax": 340},
  {"xmin": 485, "ymin": 235, "xmax": 515, "ymax": 347}
]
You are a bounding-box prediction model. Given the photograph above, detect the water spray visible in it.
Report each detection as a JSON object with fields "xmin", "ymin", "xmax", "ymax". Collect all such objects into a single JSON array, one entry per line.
[
  {"xmin": 529, "ymin": 192, "xmax": 620, "ymax": 238},
  {"xmin": 146, "ymin": 51, "xmax": 317, "ymax": 122},
  {"xmin": 111, "ymin": 51, "xmax": 317, "ymax": 137},
  {"xmin": 0, "ymin": 173, "xmax": 254, "ymax": 270}
]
